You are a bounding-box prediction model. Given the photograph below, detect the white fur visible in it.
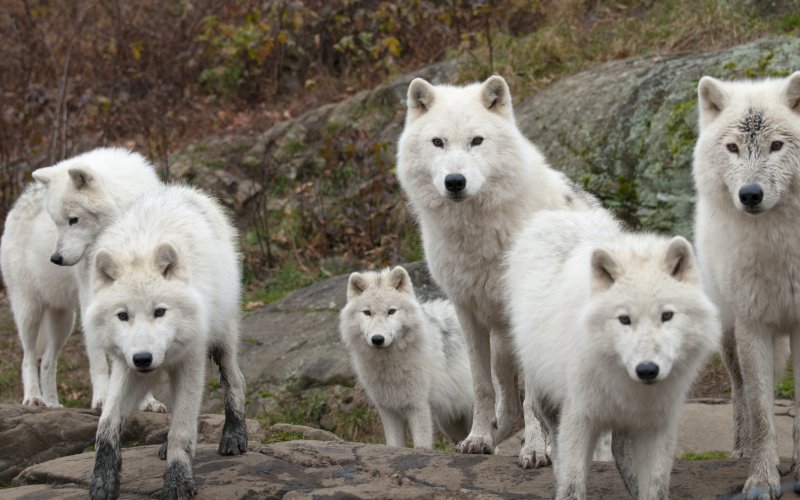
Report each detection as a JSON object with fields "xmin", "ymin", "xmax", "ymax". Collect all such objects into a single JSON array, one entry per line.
[
  {"xmin": 397, "ymin": 75, "xmax": 596, "ymax": 455},
  {"xmin": 0, "ymin": 147, "xmax": 163, "ymax": 409},
  {"xmin": 340, "ymin": 267, "xmax": 473, "ymax": 448},
  {"xmin": 86, "ymin": 184, "xmax": 247, "ymax": 499},
  {"xmin": 506, "ymin": 209, "xmax": 720, "ymax": 499},
  {"xmin": 694, "ymin": 71, "xmax": 800, "ymax": 497}
]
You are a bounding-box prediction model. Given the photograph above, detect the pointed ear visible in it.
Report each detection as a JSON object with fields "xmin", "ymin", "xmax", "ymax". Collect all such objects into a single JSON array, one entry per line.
[
  {"xmin": 94, "ymin": 249, "xmax": 119, "ymax": 285},
  {"xmin": 784, "ymin": 71, "xmax": 800, "ymax": 112},
  {"xmin": 68, "ymin": 167, "xmax": 94, "ymax": 190},
  {"xmin": 591, "ymin": 247, "xmax": 620, "ymax": 292},
  {"xmin": 155, "ymin": 242, "xmax": 179, "ymax": 279},
  {"xmin": 407, "ymin": 78, "xmax": 436, "ymax": 122},
  {"xmin": 389, "ymin": 266, "xmax": 414, "ymax": 295},
  {"xmin": 32, "ymin": 167, "xmax": 55, "ymax": 186},
  {"xmin": 480, "ymin": 75, "xmax": 513, "ymax": 118},
  {"xmin": 347, "ymin": 272, "xmax": 368, "ymax": 300},
  {"xmin": 697, "ymin": 76, "xmax": 728, "ymax": 128},
  {"xmin": 664, "ymin": 236, "xmax": 697, "ymax": 283}
]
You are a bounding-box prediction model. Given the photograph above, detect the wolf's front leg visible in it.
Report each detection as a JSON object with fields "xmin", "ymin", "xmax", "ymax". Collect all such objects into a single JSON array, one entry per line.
[
  {"xmin": 518, "ymin": 381, "xmax": 551, "ymax": 469},
  {"xmin": 631, "ymin": 426, "xmax": 675, "ymax": 500},
  {"xmin": 612, "ymin": 431, "xmax": 637, "ymax": 498},
  {"xmin": 377, "ymin": 406, "xmax": 406, "ymax": 447},
  {"xmin": 737, "ymin": 323, "xmax": 780, "ymax": 498},
  {"xmin": 211, "ymin": 338, "xmax": 248, "ymax": 455},
  {"xmin": 491, "ymin": 325, "xmax": 523, "ymax": 443},
  {"xmin": 408, "ymin": 404, "xmax": 433, "ymax": 449},
  {"xmin": 790, "ymin": 331, "xmax": 800, "ymax": 489},
  {"xmin": 721, "ymin": 326, "xmax": 750, "ymax": 459},
  {"xmin": 162, "ymin": 352, "xmax": 204, "ymax": 500},
  {"xmin": 554, "ymin": 407, "xmax": 596, "ymax": 500},
  {"xmin": 84, "ymin": 331, "xmax": 110, "ymax": 410},
  {"xmin": 455, "ymin": 306, "xmax": 496, "ymax": 454},
  {"xmin": 90, "ymin": 360, "xmax": 147, "ymax": 500}
]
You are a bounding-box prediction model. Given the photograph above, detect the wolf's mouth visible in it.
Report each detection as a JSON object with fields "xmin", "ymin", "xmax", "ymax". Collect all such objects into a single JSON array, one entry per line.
[{"xmin": 447, "ymin": 193, "xmax": 467, "ymax": 203}]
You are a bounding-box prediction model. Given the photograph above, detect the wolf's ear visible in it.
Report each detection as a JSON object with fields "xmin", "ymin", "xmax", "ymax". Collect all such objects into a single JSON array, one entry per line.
[
  {"xmin": 407, "ymin": 78, "xmax": 436, "ymax": 122},
  {"xmin": 94, "ymin": 249, "xmax": 119, "ymax": 285},
  {"xmin": 347, "ymin": 272, "xmax": 368, "ymax": 300},
  {"xmin": 389, "ymin": 266, "xmax": 414, "ymax": 295},
  {"xmin": 480, "ymin": 75, "xmax": 513, "ymax": 119},
  {"xmin": 697, "ymin": 76, "xmax": 728, "ymax": 128},
  {"xmin": 155, "ymin": 242, "xmax": 180, "ymax": 279},
  {"xmin": 32, "ymin": 167, "xmax": 55, "ymax": 186},
  {"xmin": 68, "ymin": 167, "xmax": 94, "ymax": 190},
  {"xmin": 664, "ymin": 236, "xmax": 697, "ymax": 283},
  {"xmin": 591, "ymin": 247, "xmax": 620, "ymax": 292},
  {"xmin": 784, "ymin": 71, "xmax": 800, "ymax": 113}
]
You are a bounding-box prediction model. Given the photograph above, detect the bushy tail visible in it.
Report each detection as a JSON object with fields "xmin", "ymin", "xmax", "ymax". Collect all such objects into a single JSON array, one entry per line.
[{"xmin": 774, "ymin": 335, "xmax": 791, "ymax": 386}]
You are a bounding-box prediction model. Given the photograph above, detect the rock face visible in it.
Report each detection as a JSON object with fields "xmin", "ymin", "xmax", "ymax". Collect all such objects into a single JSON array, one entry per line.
[
  {"xmin": 0, "ymin": 404, "xmax": 264, "ymax": 484},
  {"xmin": 8, "ymin": 440, "xmax": 796, "ymax": 499}
]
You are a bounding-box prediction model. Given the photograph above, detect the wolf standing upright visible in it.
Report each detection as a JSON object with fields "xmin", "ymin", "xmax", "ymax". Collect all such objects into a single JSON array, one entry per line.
[
  {"xmin": 693, "ymin": 71, "xmax": 800, "ymax": 497},
  {"xmin": 396, "ymin": 75, "xmax": 595, "ymax": 456}
]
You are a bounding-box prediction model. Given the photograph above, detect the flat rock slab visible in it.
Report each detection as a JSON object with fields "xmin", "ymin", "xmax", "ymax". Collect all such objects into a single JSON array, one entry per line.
[{"xmin": 9, "ymin": 441, "xmax": 800, "ymax": 499}]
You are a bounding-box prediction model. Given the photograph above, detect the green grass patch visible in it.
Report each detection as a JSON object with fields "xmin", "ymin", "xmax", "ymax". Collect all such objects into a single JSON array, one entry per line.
[
  {"xmin": 680, "ymin": 450, "xmax": 729, "ymax": 461},
  {"xmin": 208, "ymin": 379, "xmax": 221, "ymax": 390},
  {"xmin": 776, "ymin": 364, "xmax": 794, "ymax": 399},
  {"xmin": 433, "ymin": 439, "xmax": 454, "ymax": 452},
  {"xmin": 262, "ymin": 429, "xmax": 305, "ymax": 445},
  {"xmin": 247, "ymin": 264, "xmax": 322, "ymax": 304}
]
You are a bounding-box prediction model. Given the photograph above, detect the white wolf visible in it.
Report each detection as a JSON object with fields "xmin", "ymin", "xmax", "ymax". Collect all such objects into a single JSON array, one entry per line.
[
  {"xmin": 506, "ymin": 209, "xmax": 720, "ymax": 499},
  {"xmin": 0, "ymin": 148, "xmax": 162, "ymax": 409},
  {"xmin": 693, "ymin": 71, "xmax": 800, "ymax": 497},
  {"xmin": 340, "ymin": 266, "xmax": 473, "ymax": 448},
  {"xmin": 397, "ymin": 75, "xmax": 596, "ymax": 456},
  {"xmin": 86, "ymin": 184, "xmax": 247, "ymax": 500}
]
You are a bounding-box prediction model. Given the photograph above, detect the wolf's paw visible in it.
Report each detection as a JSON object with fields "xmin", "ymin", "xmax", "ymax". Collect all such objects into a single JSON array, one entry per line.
[
  {"xmin": 141, "ymin": 398, "xmax": 167, "ymax": 413},
  {"xmin": 518, "ymin": 446, "xmax": 551, "ymax": 469},
  {"xmin": 731, "ymin": 447, "xmax": 750, "ymax": 460},
  {"xmin": 218, "ymin": 432, "xmax": 247, "ymax": 456},
  {"xmin": 22, "ymin": 396, "xmax": 46, "ymax": 407},
  {"xmin": 743, "ymin": 474, "xmax": 782, "ymax": 499},
  {"xmin": 161, "ymin": 462, "xmax": 196, "ymax": 500},
  {"xmin": 89, "ymin": 470, "xmax": 120, "ymax": 500},
  {"xmin": 159, "ymin": 441, "xmax": 168, "ymax": 460},
  {"xmin": 456, "ymin": 434, "xmax": 493, "ymax": 455}
]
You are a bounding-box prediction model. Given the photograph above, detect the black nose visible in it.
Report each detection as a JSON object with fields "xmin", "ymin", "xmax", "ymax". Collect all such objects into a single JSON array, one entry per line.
[
  {"xmin": 50, "ymin": 254, "xmax": 64, "ymax": 265},
  {"xmin": 371, "ymin": 335, "xmax": 385, "ymax": 346},
  {"xmin": 132, "ymin": 352, "xmax": 153, "ymax": 368},
  {"xmin": 635, "ymin": 362, "xmax": 659, "ymax": 381},
  {"xmin": 444, "ymin": 174, "xmax": 466, "ymax": 193},
  {"xmin": 738, "ymin": 184, "xmax": 763, "ymax": 209}
]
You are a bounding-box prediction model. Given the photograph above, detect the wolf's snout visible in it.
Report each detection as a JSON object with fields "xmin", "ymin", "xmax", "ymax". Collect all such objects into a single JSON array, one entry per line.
[
  {"xmin": 738, "ymin": 184, "xmax": 763, "ymax": 210},
  {"xmin": 132, "ymin": 352, "xmax": 153, "ymax": 369},
  {"xmin": 371, "ymin": 335, "xmax": 385, "ymax": 347},
  {"xmin": 50, "ymin": 254, "xmax": 64, "ymax": 266},
  {"xmin": 635, "ymin": 362, "xmax": 659, "ymax": 382},
  {"xmin": 444, "ymin": 174, "xmax": 466, "ymax": 193}
]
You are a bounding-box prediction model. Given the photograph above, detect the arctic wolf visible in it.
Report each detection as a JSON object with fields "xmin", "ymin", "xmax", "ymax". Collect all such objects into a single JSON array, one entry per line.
[
  {"xmin": 506, "ymin": 209, "xmax": 720, "ymax": 499},
  {"xmin": 340, "ymin": 266, "xmax": 473, "ymax": 448},
  {"xmin": 397, "ymin": 75, "xmax": 596, "ymax": 455},
  {"xmin": 86, "ymin": 184, "xmax": 247, "ymax": 499},
  {"xmin": 693, "ymin": 71, "xmax": 800, "ymax": 496},
  {"xmin": 0, "ymin": 148, "xmax": 162, "ymax": 409}
]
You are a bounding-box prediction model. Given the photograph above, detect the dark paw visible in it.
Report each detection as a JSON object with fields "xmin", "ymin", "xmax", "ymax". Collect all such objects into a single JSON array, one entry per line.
[
  {"xmin": 90, "ymin": 471, "xmax": 120, "ymax": 500},
  {"xmin": 218, "ymin": 432, "xmax": 247, "ymax": 456},
  {"xmin": 159, "ymin": 441, "xmax": 168, "ymax": 460},
  {"xmin": 161, "ymin": 462, "xmax": 196, "ymax": 500}
]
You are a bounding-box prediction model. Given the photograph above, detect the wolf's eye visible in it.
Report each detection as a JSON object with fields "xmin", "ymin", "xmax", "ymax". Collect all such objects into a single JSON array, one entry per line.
[
  {"xmin": 471, "ymin": 136, "xmax": 484, "ymax": 146},
  {"xmin": 388, "ymin": 308, "xmax": 397, "ymax": 315},
  {"xmin": 771, "ymin": 140, "xmax": 784, "ymax": 152},
  {"xmin": 154, "ymin": 308, "xmax": 166, "ymax": 318},
  {"xmin": 432, "ymin": 138, "xmax": 444, "ymax": 148},
  {"xmin": 68, "ymin": 217, "xmax": 79, "ymax": 226},
  {"xmin": 661, "ymin": 311, "xmax": 673, "ymax": 322},
  {"xmin": 363, "ymin": 310, "xmax": 371, "ymax": 316},
  {"xmin": 618, "ymin": 315, "xmax": 631, "ymax": 325},
  {"xmin": 726, "ymin": 143, "xmax": 739, "ymax": 154},
  {"xmin": 117, "ymin": 312, "xmax": 129, "ymax": 321}
]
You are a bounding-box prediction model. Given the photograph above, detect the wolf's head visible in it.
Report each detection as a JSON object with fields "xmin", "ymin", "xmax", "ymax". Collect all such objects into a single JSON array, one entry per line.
[
  {"xmin": 397, "ymin": 75, "xmax": 528, "ymax": 207},
  {"xmin": 31, "ymin": 148, "xmax": 160, "ymax": 266},
  {"xmin": 695, "ymin": 72, "xmax": 800, "ymax": 214},
  {"xmin": 583, "ymin": 235, "xmax": 720, "ymax": 385},
  {"xmin": 87, "ymin": 242, "xmax": 204, "ymax": 373},
  {"xmin": 340, "ymin": 266, "xmax": 423, "ymax": 350}
]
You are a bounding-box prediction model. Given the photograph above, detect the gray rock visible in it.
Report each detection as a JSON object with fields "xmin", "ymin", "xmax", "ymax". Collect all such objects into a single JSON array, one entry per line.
[{"xmin": 8, "ymin": 440, "xmax": 794, "ymax": 499}]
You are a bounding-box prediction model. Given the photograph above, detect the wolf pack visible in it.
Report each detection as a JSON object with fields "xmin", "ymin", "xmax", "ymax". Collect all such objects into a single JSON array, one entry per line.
[{"xmin": 1, "ymin": 69, "xmax": 798, "ymax": 499}]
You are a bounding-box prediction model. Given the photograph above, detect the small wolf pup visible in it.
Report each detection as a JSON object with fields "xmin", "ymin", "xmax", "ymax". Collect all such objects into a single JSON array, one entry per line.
[
  {"xmin": 396, "ymin": 74, "xmax": 596, "ymax": 457},
  {"xmin": 693, "ymin": 71, "xmax": 800, "ymax": 497},
  {"xmin": 506, "ymin": 209, "xmax": 720, "ymax": 499},
  {"xmin": 340, "ymin": 266, "xmax": 473, "ymax": 448},
  {"xmin": 86, "ymin": 185, "xmax": 247, "ymax": 499}
]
